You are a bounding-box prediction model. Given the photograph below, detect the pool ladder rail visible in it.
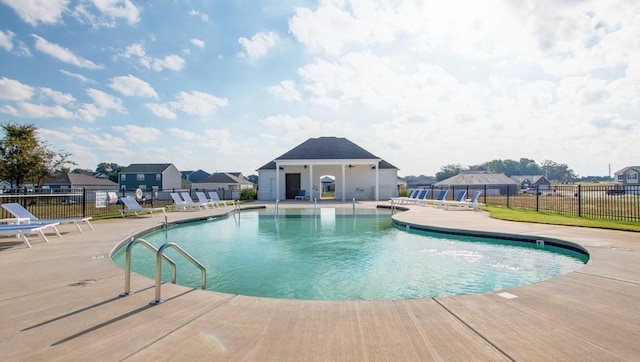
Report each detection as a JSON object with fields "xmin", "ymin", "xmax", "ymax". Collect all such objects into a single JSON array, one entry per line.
[{"xmin": 119, "ymin": 238, "xmax": 207, "ymax": 305}]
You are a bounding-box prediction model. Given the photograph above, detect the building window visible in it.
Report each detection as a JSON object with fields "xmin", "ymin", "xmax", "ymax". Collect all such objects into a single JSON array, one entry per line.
[
  {"xmin": 156, "ymin": 174, "xmax": 161, "ymax": 181},
  {"xmin": 121, "ymin": 174, "xmax": 125, "ymax": 181},
  {"xmin": 617, "ymin": 175, "xmax": 623, "ymax": 181},
  {"xmin": 137, "ymin": 174, "xmax": 145, "ymax": 181},
  {"xmin": 628, "ymin": 173, "xmax": 638, "ymax": 180},
  {"xmin": 138, "ymin": 185, "xmax": 147, "ymax": 191}
]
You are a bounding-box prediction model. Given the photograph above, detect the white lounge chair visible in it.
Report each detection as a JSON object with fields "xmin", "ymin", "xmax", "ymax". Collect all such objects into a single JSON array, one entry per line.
[
  {"xmin": 435, "ymin": 190, "xmax": 467, "ymax": 208},
  {"xmin": 195, "ymin": 192, "xmax": 217, "ymax": 208},
  {"xmin": 181, "ymin": 192, "xmax": 209, "ymax": 209},
  {"xmin": 420, "ymin": 190, "xmax": 449, "ymax": 206},
  {"xmin": 0, "ymin": 222, "xmax": 61, "ymax": 248},
  {"xmin": 405, "ymin": 189, "xmax": 430, "ymax": 205},
  {"xmin": 119, "ymin": 196, "xmax": 167, "ymax": 218},
  {"xmin": 1, "ymin": 203, "xmax": 93, "ymax": 233},
  {"xmin": 170, "ymin": 193, "xmax": 202, "ymax": 211},
  {"xmin": 208, "ymin": 191, "xmax": 230, "ymax": 207},
  {"xmin": 442, "ymin": 190, "xmax": 483, "ymax": 210}
]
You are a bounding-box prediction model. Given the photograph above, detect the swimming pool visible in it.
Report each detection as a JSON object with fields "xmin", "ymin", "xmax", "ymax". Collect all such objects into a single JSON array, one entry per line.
[{"xmin": 112, "ymin": 208, "xmax": 588, "ymax": 300}]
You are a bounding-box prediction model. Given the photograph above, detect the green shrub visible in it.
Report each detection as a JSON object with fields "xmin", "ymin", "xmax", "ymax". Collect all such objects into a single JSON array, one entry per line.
[{"xmin": 240, "ymin": 188, "xmax": 257, "ymax": 200}]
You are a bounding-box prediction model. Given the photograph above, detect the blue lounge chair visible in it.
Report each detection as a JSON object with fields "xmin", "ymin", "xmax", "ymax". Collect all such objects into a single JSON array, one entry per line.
[
  {"xmin": 442, "ymin": 190, "xmax": 483, "ymax": 210},
  {"xmin": 405, "ymin": 190, "xmax": 429, "ymax": 205},
  {"xmin": 294, "ymin": 189, "xmax": 307, "ymax": 200},
  {"xmin": 436, "ymin": 190, "xmax": 467, "ymax": 208},
  {"xmin": 420, "ymin": 190, "xmax": 449, "ymax": 206}
]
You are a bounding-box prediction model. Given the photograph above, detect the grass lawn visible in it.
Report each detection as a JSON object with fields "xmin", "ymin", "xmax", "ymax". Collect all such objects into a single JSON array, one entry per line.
[{"xmin": 484, "ymin": 205, "xmax": 640, "ymax": 232}]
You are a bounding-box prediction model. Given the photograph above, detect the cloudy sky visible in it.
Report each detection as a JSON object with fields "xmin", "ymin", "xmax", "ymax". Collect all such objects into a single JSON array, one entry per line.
[{"xmin": 0, "ymin": 0, "xmax": 638, "ymax": 178}]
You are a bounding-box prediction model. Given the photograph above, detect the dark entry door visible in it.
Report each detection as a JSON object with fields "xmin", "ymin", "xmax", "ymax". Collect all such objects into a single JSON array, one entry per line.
[{"xmin": 285, "ymin": 173, "xmax": 301, "ymax": 199}]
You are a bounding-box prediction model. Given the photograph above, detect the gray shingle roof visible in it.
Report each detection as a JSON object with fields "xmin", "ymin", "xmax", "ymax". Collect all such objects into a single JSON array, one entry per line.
[
  {"xmin": 435, "ymin": 171, "xmax": 519, "ymax": 186},
  {"xmin": 44, "ymin": 173, "xmax": 118, "ymax": 187},
  {"xmin": 257, "ymin": 137, "xmax": 398, "ymax": 170},
  {"xmin": 196, "ymin": 172, "xmax": 254, "ymax": 185},
  {"xmin": 121, "ymin": 163, "xmax": 173, "ymax": 173}
]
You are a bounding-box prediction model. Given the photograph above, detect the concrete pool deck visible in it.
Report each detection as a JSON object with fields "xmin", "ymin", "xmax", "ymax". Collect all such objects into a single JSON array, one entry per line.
[{"xmin": 0, "ymin": 201, "xmax": 638, "ymax": 361}]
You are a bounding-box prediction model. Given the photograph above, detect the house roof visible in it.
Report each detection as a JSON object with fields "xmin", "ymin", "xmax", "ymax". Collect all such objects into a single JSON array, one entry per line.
[
  {"xmin": 181, "ymin": 169, "xmax": 211, "ymax": 182},
  {"xmin": 435, "ymin": 171, "xmax": 519, "ymax": 186},
  {"xmin": 511, "ymin": 175, "xmax": 549, "ymax": 184},
  {"xmin": 44, "ymin": 173, "xmax": 118, "ymax": 187},
  {"xmin": 195, "ymin": 172, "xmax": 254, "ymax": 185},
  {"xmin": 257, "ymin": 137, "xmax": 398, "ymax": 170},
  {"xmin": 615, "ymin": 166, "xmax": 640, "ymax": 174},
  {"xmin": 121, "ymin": 163, "xmax": 173, "ymax": 173}
]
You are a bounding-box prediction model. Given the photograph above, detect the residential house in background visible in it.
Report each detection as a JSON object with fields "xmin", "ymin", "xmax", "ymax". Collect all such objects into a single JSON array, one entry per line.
[
  {"xmin": 256, "ymin": 136, "xmax": 399, "ymax": 201},
  {"xmin": 435, "ymin": 171, "xmax": 519, "ymax": 195},
  {"xmin": 181, "ymin": 169, "xmax": 211, "ymax": 188},
  {"xmin": 511, "ymin": 175, "xmax": 551, "ymax": 190},
  {"xmin": 192, "ymin": 172, "xmax": 255, "ymax": 191},
  {"xmin": 43, "ymin": 172, "xmax": 118, "ymax": 191},
  {"xmin": 118, "ymin": 163, "xmax": 182, "ymax": 192},
  {"xmin": 613, "ymin": 166, "xmax": 640, "ymax": 186}
]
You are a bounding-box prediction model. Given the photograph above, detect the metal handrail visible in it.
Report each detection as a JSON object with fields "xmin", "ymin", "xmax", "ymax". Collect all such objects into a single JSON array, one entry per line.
[
  {"xmin": 150, "ymin": 242, "xmax": 207, "ymax": 305},
  {"xmin": 119, "ymin": 238, "xmax": 176, "ymax": 297}
]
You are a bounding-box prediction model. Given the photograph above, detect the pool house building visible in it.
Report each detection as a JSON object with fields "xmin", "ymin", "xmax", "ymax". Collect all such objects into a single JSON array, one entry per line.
[{"xmin": 256, "ymin": 137, "xmax": 398, "ymax": 201}]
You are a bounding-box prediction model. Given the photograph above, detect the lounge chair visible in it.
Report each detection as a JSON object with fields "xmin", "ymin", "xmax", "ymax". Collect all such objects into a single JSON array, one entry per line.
[
  {"xmin": 0, "ymin": 222, "xmax": 61, "ymax": 248},
  {"xmin": 405, "ymin": 189, "xmax": 430, "ymax": 205},
  {"xmin": 391, "ymin": 189, "xmax": 419, "ymax": 204},
  {"xmin": 196, "ymin": 191, "xmax": 217, "ymax": 208},
  {"xmin": 442, "ymin": 190, "xmax": 484, "ymax": 210},
  {"xmin": 181, "ymin": 192, "xmax": 210, "ymax": 209},
  {"xmin": 208, "ymin": 191, "xmax": 231, "ymax": 207},
  {"xmin": 435, "ymin": 190, "xmax": 467, "ymax": 208},
  {"xmin": 1, "ymin": 203, "xmax": 93, "ymax": 233},
  {"xmin": 294, "ymin": 189, "xmax": 307, "ymax": 200},
  {"xmin": 119, "ymin": 196, "xmax": 167, "ymax": 218},
  {"xmin": 170, "ymin": 193, "xmax": 202, "ymax": 211},
  {"xmin": 420, "ymin": 190, "xmax": 449, "ymax": 206}
]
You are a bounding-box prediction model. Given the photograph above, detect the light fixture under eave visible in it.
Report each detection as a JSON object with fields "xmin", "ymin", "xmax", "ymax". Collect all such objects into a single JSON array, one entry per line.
[
  {"xmin": 348, "ymin": 164, "xmax": 353, "ymax": 169},
  {"xmin": 304, "ymin": 165, "xmax": 307, "ymax": 169}
]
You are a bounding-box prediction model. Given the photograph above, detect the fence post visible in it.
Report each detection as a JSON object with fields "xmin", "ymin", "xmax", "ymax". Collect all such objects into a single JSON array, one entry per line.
[
  {"xmin": 82, "ymin": 187, "xmax": 87, "ymax": 217},
  {"xmin": 577, "ymin": 184, "xmax": 582, "ymax": 217},
  {"xmin": 535, "ymin": 184, "xmax": 539, "ymax": 212},
  {"xmin": 506, "ymin": 184, "xmax": 510, "ymax": 208}
]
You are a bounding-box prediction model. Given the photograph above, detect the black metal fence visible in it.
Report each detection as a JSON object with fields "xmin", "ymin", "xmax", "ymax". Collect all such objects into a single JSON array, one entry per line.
[
  {"xmin": 0, "ymin": 188, "xmax": 242, "ymax": 220},
  {"xmin": 411, "ymin": 184, "xmax": 640, "ymax": 223},
  {"xmin": 2, "ymin": 185, "xmax": 638, "ymax": 223}
]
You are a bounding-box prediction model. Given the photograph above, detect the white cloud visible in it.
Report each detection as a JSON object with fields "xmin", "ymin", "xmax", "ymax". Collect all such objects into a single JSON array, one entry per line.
[
  {"xmin": 71, "ymin": 0, "xmax": 140, "ymax": 27},
  {"xmin": 112, "ymin": 124, "xmax": 161, "ymax": 143},
  {"xmin": 60, "ymin": 69, "xmax": 96, "ymax": 84},
  {"xmin": 0, "ymin": 30, "xmax": 14, "ymax": 51},
  {"xmin": 1, "ymin": 0, "xmax": 69, "ymax": 26},
  {"xmin": 39, "ymin": 87, "xmax": 75, "ymax": 104},
  {"xmin": 188, "ymin": 9, "xmax": 208, "ymax": 22},
  {"xmin": 268, "ymin": 80, "xmax": 301, "ymax": 101},
  {"xmin": 169, "ymin": 91, "xmax": 229, "ymax": 117},
  {"xmin": 121, "ymin": 43, "xmax": 185, "ymax": 71},
  {"xmin": 77, "ymin": 88, "xmax": 124, "ymax": 122},
  {"xmin": 32, "ymin": 34, "xmax": 101, "ymax": 69},
  {"xmin": 37, "ymin": 127, "xmax": 74, "ymax": 141},
  {"xmin": 237, "ymin": 31, "xmax": 279, "ymax": 61},
  {"xmin": 191, "ymin": 38, "xmax": 205, "ymax": 49},
  {"xmin": 145, "ymin": 103, "xmax": 176, "ymax": 119},
  {"xmin": 0, "ymin": 102, "xmax": 75, "ymax": 119},
  {"xmin": 0, "ymin": 76, "xmax": 34, "ymax": 100},
  {"xmin": 109, "ymin": 75, "xmax": 158, "ymax": 98}
]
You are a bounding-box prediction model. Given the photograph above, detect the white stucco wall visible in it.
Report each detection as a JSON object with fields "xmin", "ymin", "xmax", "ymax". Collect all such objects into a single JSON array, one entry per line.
[
  {"xmin": 162, "ymin": 164, "xmax": 183, "ymax": 190},
  {"xmin": 258, "ymin": 165, "xmax": 397, "ymax": 201}
]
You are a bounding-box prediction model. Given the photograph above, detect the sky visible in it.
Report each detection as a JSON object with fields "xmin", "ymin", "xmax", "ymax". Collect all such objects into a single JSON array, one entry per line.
[{"xmin": 0, "ymin": 0, "xmax": 638, "ymax": 178}]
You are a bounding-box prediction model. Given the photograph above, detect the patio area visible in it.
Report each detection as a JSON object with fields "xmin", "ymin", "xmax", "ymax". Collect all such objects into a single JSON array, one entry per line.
[{"xmin": 0, "ymin": 201, "xmax": 638, "ymax": 361}]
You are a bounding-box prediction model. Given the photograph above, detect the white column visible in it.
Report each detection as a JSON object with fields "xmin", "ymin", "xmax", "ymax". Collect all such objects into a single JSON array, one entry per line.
[
  {"xmin": 341, "ymin": 164, "xmax": 346, "ymax": 201},
  {"xmin": 309, "ymin": 164, "xmax": 313, "ymax": 202},
  {"xmin": 375, "ymin": 163, "xmax": 379, "ymax": 201},
  {"xmin": 275, "ymin": 162, "xmax": 280, "ymax": 201}
]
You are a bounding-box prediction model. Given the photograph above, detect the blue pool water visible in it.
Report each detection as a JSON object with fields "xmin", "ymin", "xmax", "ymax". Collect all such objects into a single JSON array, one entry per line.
[{"xmin": 112, "ymin": 208, "xmax": 588, "ymax": 301}]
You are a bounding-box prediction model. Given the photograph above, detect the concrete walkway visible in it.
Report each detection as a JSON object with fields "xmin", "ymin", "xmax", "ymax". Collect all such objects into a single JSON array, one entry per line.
[{"xmin": 0, "ymin": 201, "xmax": 638, "ymax": 361}]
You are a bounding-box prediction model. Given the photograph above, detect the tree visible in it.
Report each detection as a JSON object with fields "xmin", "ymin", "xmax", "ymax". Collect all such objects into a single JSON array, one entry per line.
[
  {"xmin": 435, "ymin": 164, "xmax": 462, "ymax": 181},
  {"xmin": 0, "ymin": 123, "xmax": 73, "ymax": 188},
  {"xmin": 541, "ymin": 160, "xmax": 577, "ymax": 182},
  {"xmin": 96, "ymin": 162, "xmax": 124, "ymax": 182}
]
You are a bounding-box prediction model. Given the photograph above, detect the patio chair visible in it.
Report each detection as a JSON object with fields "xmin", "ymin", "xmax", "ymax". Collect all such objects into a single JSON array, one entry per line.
[
  {"xmin": 1, "ymin": 203, "xmax": 93, "ymax": 233},
  {"xmin": 196, "ymin": 191, "xmax": 217, "ymax": 208},
  {"xmin": 405, "ymin": 190, "xmax": 430, "ymax": 205},
  {"xmin": 170, "ymin": 193, "xmax": 200, "ymax": 211},
  {"xmin": 119, "ymin": 196, "xmax": 167, "ymax": 218},
  {"xmin": 208, "ymin": 191, "xmax": 231, "ymax": 207},
  {"xmin": 420, "ymin": 190, "xmax": 449, "ymax": 206},
  {"xmin": 181, "ymin": 192, "xmax": 210, "ymax": 209},
  {"xmin": 435, "ymin": 190, "xmax": 467, "ymax": 208},
  {"xmin": 442, "ymin": 190, "xmax": 484, "ymax": 210},
  {"xmin": 0, "ymin": 222, "xmax": 61, "ymax": 248},
  {"xmin": 294, "ymin": 189, "xmax": 307, "ymax": 200}
]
